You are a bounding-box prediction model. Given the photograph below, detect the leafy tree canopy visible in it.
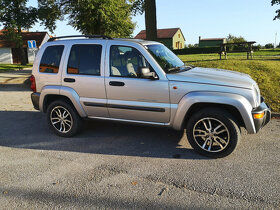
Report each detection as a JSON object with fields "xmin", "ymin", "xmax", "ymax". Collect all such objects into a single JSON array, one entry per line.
[
  {"xmin": 271, "ymin": 0, "xmax": 280, "ymax": 20},
  {"xmin": 38, "ymin": 0, "xmax": 135, "ymax": 37},
  {"xmin": 226, "ymin": 34, "xmax": 247, "ymax": 43}
]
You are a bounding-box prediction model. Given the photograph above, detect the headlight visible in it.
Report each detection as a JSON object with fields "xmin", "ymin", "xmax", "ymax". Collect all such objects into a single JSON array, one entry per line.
[{"xmin": 253, "ymin": 85, "xmax": 261, "ymax": 107}]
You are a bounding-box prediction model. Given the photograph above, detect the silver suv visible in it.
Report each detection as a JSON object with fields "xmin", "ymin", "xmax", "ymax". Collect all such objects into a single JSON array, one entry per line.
[{"xmin": 30, "ymin": 35, "xmax": 271, "ymax": 158}]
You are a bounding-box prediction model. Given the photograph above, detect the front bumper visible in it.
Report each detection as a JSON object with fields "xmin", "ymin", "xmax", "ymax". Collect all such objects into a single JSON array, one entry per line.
[
  {"xmin": 252, "ymin": 97, "xmax": 271, "ymax": 133},
  {"xmin": 31, "ymin": 92, "xmax": 40, "ymax": 110}
]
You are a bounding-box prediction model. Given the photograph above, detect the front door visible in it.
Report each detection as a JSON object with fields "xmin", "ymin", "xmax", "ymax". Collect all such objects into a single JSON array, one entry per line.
[{"xmin": 105, "ymin": 44, "xmax": 170, "ymax": 123}]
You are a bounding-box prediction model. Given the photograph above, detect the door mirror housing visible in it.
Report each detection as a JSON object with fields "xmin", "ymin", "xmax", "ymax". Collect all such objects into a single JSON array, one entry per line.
[{"xmin": 140, "ymin": 67, "xmax": 158, "ymax": 80}]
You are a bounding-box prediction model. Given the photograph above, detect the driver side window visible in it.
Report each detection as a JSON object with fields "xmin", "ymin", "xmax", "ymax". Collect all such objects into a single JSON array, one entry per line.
[{"xmin": 110, "ymin": 45, "xmax": 153, "ymax": 78}]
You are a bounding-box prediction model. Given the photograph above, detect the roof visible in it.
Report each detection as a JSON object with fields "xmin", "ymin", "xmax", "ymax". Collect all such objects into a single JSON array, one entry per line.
[
  {"xmin": 200, "ymin": 38, "xmax": 226, "ymax": 41},
  {"xmin": 134, "ymin": 28, "xmax": 185, "ymax": 40},
  {"xmin": 0, "ymin": 30, "xmax": 49, "ymax": 48}
]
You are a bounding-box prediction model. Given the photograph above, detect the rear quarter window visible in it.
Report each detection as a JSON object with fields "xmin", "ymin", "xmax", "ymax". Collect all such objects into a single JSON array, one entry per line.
[
  {"xmin": 67, "ymin": 44, "xmax": 102, "ymax": 76},
  {"xmin": 39, "ymin": 45, "xmax": 64, "ymax": 73}
]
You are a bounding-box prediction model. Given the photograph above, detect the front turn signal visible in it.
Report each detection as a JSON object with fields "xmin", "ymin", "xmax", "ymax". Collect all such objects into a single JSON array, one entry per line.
[{"xmin": 253, "ymin": 112, "xmax": 264, "ymax": 119}]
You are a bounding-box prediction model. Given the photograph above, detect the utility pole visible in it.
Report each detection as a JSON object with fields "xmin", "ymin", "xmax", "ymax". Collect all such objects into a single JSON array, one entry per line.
[{"xmin": 275, "ymin": 32, "xmax": 277, "ymax": 48}]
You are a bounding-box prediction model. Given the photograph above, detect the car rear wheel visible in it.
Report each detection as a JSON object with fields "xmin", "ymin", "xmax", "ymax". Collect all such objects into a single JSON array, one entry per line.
[
  {"xmin": 186, "ymin": 108, "xmax": 241, "ymax": 158},
  {"xmin": 47, "ymin": 100, "xmax": 82, "ymax": 137}
]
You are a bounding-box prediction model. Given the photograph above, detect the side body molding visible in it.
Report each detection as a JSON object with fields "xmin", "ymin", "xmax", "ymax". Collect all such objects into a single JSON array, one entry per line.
[
  {"xmin": 172, "ymin": 92, "xmax": 256, "ymax": 134},
  {"xmin": 39, "ymin": 85, "xmax": 87, "ymax": 117}
]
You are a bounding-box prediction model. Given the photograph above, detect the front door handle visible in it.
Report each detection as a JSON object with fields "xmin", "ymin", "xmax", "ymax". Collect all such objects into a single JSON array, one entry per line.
[
  {"xmin": 64, "ymin": 78, "xmax": 76, "ymax": 83},
  {"xmin": 109, "ymin": 81, "xmax": 125, "ymax": 86}
]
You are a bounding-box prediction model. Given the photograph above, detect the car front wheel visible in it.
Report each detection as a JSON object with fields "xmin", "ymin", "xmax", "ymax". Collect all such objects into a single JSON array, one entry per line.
[{"xmin": 186, "ymin": 108, "xmax": 241, "ymax": 158}]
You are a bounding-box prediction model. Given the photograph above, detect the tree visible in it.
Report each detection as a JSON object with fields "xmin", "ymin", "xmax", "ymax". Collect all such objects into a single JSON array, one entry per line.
[
  {"xmin": 265, "ymin": 43, "xmax": 274, "ymax": 49},
  {"xmin": 38, "ymin": 0, "xmax": 135, "ymax": 37},
  {"xmin": 132, "ymin": 0, "xmax": 157, "ymax": 41},
  {"xmin": 226, "ymin": 34, "xmax": 246, "ymax": 43},
  {"xmin": 0, "ymin": 0, "xmax": 38, "ymax": 65},
  {"xmin": 271, "ymin": 0, "xmax": 280, "ymax": 20},
  {"xmin": 226, "ymin": 34, "xmax": 247, "ymax": 51}
]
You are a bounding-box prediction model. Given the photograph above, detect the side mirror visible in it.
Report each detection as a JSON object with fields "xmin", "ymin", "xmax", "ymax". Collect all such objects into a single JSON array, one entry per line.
[{"xmin": 140, "ymin": 67, "xmax": 158, "ymax": 80}]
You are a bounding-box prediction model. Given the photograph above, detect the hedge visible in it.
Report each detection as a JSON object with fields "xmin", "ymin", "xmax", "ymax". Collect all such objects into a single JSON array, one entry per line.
[
  {"xmin": 173, "ymin": 46, "xmax": 260, "ymax": 55},
  {"xmin": 173, "ymin": 47, "xmax": 220, "ymax": 55}
]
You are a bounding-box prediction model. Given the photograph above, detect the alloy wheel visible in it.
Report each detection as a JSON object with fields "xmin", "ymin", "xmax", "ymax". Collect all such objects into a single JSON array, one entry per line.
[
  {"xmin": 50, "ymin": 106, "xmax": 73, "ymax": 133},
  {"xmin": 193, "ymin": 117, "xmax": 230, "ymax": 152}
]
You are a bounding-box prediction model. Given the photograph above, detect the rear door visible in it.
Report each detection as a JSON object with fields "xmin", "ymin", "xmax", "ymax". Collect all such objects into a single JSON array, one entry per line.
[{"xmin": 61, "ymin": 41, "xmax": 108, "ymax": 117}]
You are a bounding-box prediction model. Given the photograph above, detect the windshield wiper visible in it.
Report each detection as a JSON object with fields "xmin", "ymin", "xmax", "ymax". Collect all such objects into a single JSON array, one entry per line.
[
  {"xmin": 166, "ymin": 66, "xmax": 181, "ymax": 73},
  {"xmin": 167, "ymin": 65, "xmax": 194, "ymax": 73}
]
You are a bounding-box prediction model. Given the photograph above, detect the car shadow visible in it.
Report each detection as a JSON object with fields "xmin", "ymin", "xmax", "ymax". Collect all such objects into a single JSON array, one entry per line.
[
  {"xmin": 0, "ymin": 111, "xmax": 209, "ymax": 160},
  {"xmin": 0, "ymin": 78, "xmax": 31, "ymax": 91}
]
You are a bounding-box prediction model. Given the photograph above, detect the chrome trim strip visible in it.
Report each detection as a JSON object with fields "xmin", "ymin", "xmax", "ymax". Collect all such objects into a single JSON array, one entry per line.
[
  {"xmin": 83, "ymin": 102, "xmax": 165, "ymax": 112},
  {"xmin": 88, "ymin": 116, "xmax": 170, "ymax": 126}
]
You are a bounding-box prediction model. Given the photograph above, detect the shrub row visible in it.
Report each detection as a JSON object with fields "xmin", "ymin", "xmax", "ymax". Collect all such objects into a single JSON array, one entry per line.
[
  {"xmin": 173, "ymin": 45, "xmax": 260, "ymax": 55},
  {"xmin": 173, "ymin": 47, "xmax": 220, "ymax": 55}
]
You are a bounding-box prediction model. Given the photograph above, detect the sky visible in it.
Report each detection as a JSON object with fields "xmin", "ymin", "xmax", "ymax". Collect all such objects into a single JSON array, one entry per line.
[{"xmin": 27, "ymin": 0, "xmax": 280, "ymax": 46}]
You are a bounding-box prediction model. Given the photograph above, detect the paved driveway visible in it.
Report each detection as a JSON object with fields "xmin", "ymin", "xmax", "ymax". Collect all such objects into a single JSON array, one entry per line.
[{"xmin": 0, "ymin": 79, "xmax": 279, "ymax": 209}]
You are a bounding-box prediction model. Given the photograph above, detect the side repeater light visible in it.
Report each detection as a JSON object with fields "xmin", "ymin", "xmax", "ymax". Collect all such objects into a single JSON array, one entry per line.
[{"xmin": 253, "ymin": 112, "xmax": 264, "ymax": 119}]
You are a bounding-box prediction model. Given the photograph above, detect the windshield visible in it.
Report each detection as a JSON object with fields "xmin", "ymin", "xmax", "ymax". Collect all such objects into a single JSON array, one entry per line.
[{"xmin": 146, "ymin": 44, "xmax": 185, "ymax": 73}]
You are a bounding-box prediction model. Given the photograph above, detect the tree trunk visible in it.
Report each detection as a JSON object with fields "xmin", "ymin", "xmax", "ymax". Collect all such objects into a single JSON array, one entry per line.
[
  {"xmin": 145, "ymin": 0, "xmax": 157, "ymax": 41},
  {"xmin": 17, "ymin": 28, "xmax": 27, "ymax": 65}
]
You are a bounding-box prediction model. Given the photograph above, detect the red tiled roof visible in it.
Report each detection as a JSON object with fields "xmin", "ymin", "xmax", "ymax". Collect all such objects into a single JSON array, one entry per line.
[
  {"xmin": 135, "ymin": 28, "xmax": 185, "ymax": 40},
  {"xmin": 0, "ymin": 30, "xmax": 49, "ymax": 48}
]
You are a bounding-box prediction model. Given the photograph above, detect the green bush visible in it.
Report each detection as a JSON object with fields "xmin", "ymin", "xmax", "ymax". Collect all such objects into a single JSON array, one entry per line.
[{"xmin": 173, "ymin": 47, "xmax": 220, "ymax": 55}]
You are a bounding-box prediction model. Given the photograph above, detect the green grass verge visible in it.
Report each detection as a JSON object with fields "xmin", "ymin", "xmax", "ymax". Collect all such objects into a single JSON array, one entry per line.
[
  {"xmin": 178, "ymin": 54, "xmax": 280, "ymax": 113},
  {"xmin": 0, "ymin": 64, "xmax": 32, "ymax": 72}
]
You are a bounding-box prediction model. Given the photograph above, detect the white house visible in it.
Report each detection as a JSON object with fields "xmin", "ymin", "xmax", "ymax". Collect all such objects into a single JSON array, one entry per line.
[{"xmin": 0, "ymin": 31, "xmax": 50, "ymax": 64}]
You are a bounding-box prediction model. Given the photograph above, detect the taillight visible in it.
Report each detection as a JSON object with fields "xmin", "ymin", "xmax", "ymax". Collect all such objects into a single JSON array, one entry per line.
[{"xmin": 30, "ymin": 75, "xmax": 36, "ymax": 92}]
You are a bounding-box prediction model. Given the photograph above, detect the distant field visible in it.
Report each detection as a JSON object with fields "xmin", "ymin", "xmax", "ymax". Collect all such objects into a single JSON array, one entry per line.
[{"xmin": 178, "ymin": 51, "xmax": 280, "ymax": 113}]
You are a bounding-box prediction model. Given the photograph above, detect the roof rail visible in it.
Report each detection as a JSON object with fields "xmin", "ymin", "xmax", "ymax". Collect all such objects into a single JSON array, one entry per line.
[{"xmin": 48, "ymin": 35, "xmax": 113, "ymax": 42}]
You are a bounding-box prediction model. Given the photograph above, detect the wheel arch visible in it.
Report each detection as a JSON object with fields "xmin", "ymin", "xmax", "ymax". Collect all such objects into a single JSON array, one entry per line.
[
  {"xmin": 183, "ymin": 103, "xmax": 244, "ymax": 129},
  {"xmin": 43, "ymin": 94, "xmax": 74, "ymax": 113},
  {"xmin": 39, "ymin": 85, "xmax": 87, "ymax": 117},
  {"xmin": 172, "ymin": 91, "xmax": 256, "ymax": 133}
]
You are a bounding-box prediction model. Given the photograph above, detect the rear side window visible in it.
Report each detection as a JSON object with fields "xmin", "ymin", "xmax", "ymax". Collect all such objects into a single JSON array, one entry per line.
[
  {"xmin": 67, "ymin": 44, "xmax": 102, "ymax": 76},
  {"xmin": 39, "ymin": 45, "xmax": 64, "ymax": 73}
]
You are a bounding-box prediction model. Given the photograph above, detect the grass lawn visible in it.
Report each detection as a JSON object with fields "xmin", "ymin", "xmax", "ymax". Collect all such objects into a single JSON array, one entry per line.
[
  {"xmin": 0, "ymin": 64, "xmax": 32, "ymax": 72},
  {"xmin": 178, "ymin": 52, "xmax": 280, "ymax": 113}
]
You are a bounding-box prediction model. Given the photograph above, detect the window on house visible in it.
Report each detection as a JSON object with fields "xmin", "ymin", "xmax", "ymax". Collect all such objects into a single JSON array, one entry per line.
[
  {"xmin": 67, "ymin": 44, "xmax": 102, "ymax": 76},
  {"xmin": 178, "ymin": 34, "xmax": 180, "ymax": 38},
  {"xmin": 39, "ymin": 45, "xmax": 64, "ymax": 73}
]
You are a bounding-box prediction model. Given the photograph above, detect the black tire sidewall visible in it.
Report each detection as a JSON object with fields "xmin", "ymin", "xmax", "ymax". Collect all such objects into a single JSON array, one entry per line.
[
  {"xmin": 47, "ymin": 100, "xmax": 82, "ymax": 137},
  {"xmin": 186, "ymin": 108, "xmax": 240, "ymax": 158}
]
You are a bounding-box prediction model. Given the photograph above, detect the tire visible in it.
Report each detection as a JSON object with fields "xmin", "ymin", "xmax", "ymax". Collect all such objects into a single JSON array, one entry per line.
[
  {"xmin": 186, "ymin": 108, "xmax": 241, "ymax": 158},
  {"xmin": 46, "ymin": 100, "xmax": 82, "ymax": 137}
]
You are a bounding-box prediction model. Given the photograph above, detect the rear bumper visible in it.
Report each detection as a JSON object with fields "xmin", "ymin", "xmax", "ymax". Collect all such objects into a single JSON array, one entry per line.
[
  {"xmin": 31, "ymin": 92, "xmax": 40, "ymax": 110},
  {"xmin": 252, "ymin": 97, "xmax": 271, "ymax": 133}
]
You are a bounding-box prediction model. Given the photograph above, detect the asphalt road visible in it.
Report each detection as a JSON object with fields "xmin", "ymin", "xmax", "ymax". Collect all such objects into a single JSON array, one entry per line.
[{"xmin": 0, "ymin": 87, "xmax": 279, "ymax": 209}]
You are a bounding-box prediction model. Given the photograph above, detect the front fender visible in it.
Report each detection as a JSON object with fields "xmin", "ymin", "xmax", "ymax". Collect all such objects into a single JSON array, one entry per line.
[{"xmin": 172, "ymin": 91, "xmax": 256, "ymax": 133}]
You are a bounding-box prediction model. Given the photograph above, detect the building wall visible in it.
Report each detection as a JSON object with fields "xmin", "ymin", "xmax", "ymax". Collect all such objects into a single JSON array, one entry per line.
[
  {"xmin": 40, "ymin": 34, "xmax": 50, "ymax": 47},
  {"xmin": 27, "ymin": 48, "xmax": 38, "ymax": 64},
  {"xmin": 172, "ymin": 30, "xmax": 185, "ymax": 50},
  {"xmin": 158, "ymin": 38, "xmax": 173, "ymax": 49},
  {"xmin": 0, "ymin": 48, "xmax": 13, "ymax": 64},
  {"xmin": 199, "ymin": 39, "xmax": 226, "ymax": 47}
]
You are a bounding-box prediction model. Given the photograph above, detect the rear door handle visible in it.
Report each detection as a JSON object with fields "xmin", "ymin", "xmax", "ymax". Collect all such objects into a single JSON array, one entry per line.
[
  {"xmin": 109, "ymin": 81, "xmax": 125, "ymax": 86},
  {"xmin": 64, "ymin": 78, "xmax": 75, "ymax": 83}
]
